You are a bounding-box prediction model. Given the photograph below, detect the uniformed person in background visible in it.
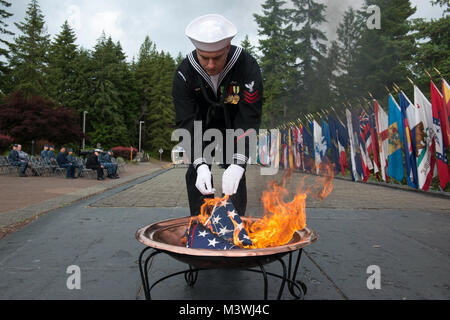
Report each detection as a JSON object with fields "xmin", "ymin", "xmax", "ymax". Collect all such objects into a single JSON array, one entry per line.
[
  {"xmin": 47, "ymin": 146, "xmax": 57, "ymax": 165},
  {"xmin": 99, "ymin": 149, "xmax": 119, "ymax": 179},
  {"xmin": 40, "ymin": 144, "xmax": 49, "ymax": 159},
  {"xmin": 67, "ymin": 148, "xmax": 84, "ymax": 178},
  {"xmin": 8, "ymin": 144, "xmax": 29, "ymax": 177},
  {"xmin": 173, "ymin": 14, "xmax": 263, "ymax": 216},
  {"xmin": 86, "ymin": 149, "xmax": 105, "ymax": 181}
]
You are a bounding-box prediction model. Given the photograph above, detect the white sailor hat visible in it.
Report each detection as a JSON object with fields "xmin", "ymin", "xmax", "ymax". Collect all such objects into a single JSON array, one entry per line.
[{"xmin": 185, "ymin": 14, "xmax": 237, "ymax": 52}]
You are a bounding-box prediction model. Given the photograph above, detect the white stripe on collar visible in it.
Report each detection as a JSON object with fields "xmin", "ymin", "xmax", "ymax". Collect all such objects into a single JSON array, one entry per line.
[{"xmin": 187, "ymin": 47, "xmax": 243, "ymax": 97}]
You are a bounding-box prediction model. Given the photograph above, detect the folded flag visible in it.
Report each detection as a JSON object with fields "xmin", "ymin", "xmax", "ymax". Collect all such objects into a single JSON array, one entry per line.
[{"xmin": 186, "ymin": 199, "xmax": 253, "ymax": 249}]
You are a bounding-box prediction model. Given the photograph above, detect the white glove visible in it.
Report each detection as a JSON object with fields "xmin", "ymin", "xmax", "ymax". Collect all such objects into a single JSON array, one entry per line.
[
  {"xmin": 195, "ymin": 164, "xmax": 215, "ymax": 195},
  {"xmin": 222, "ymin": 164, "xmax": 245, "ymax": 195}
]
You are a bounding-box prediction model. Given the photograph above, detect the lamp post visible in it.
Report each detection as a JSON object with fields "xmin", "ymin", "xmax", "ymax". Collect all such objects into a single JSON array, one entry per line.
[
  {"xmin": 139, "ymin": 121, "xmax": 145, "ymax": 153},
  {"xmin": 82, "ymin": 110, "xmax": 88, "ymax": 150}
]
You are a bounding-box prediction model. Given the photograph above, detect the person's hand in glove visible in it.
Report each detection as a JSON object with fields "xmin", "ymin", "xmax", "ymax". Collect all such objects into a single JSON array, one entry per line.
[
  {"xmin": 195, "ymin": 164, "xmax": 215, "ymax": 195},
  {"xmin": 222, "ymin": 164, "xmax": 245, "ymax": 195}
]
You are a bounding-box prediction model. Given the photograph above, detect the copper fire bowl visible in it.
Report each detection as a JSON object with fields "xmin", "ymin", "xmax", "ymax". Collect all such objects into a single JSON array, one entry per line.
[{"xmin": 136, "ymin": 216, "xmax": 318, "ymax": 269}]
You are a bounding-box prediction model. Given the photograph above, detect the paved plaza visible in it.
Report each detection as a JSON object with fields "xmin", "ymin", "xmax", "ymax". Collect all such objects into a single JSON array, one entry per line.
[{"xmin": 0, "ymin": 165, "xmax": 449, "ymax": 300}]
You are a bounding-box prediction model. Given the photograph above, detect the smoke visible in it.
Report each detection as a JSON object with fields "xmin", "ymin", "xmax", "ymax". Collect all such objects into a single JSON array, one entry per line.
[{"xmin": 320, "ymin": 0, "xmax": 364, "ymax": 43}]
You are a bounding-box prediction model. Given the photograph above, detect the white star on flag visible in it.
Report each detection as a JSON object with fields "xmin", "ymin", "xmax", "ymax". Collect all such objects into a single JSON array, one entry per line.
[
  {"xmin": 212, "ymin": 215, "xmax": 222, "ymax": 225},
  {"xmin": 198, "ymin": 230, "xmax": 208, "ymax": 238},
  {"xmin": 218, "ymin": 226, "xmax": 232, "ymax": 236},
  {"xmin": 208, "ymin": 238, "xmax": 219, "ymax": 247},
  {"xmin": 235, "ymin": 222, "xmax": 243, "ymax": 230},
  {"xmin": 227, "ymin": 210, "xmax": 238, "ymax": 219}
]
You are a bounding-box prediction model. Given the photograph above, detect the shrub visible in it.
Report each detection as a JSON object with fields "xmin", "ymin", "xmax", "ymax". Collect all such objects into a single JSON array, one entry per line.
[
  {"xmin": 0, "ymin": 134, "xmax": 14, "ymax": 153},
  {"xmin": 111, "ymin": 146, "xmax": 138, "ymax": 160}
]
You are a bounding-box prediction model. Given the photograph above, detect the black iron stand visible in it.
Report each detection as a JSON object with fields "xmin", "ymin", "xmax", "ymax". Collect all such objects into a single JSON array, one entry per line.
[{"xmin": 138, "ymin": 247, "xmax": 308, "ymax": 300}]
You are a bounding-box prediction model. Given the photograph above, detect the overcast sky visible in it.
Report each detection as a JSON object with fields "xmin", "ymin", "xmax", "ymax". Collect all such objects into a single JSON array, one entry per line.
[{"xmin": 4, "ymin": 0, "xmax": 446, "ymax": 61}]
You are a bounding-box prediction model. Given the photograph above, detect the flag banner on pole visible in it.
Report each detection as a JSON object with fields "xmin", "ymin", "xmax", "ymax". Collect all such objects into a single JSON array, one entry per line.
[
  {"xmin": 346, "ymin": 109, "xmax": 361, "ymax": 181},
  {"xmin": 288, "ymin": 127, "xmax": 294, "ymax": 169},
  {"xmin": 431, "ymin": 81, "xmax": 450, "ymax": 190},
  {"xmin": 313, "ymin": 120, "xmax": 323, "ymax": 174},
  {"xmin": 351, "ymin": 109, "xmax": 366, "ymax": 180},
  {"xmin": 369, "ymin": 110, "xmax": 381, "ymax": 177},
  {"xmin": 293, "ymin": 125, "xmax": 303, "ymax": 170},
  {"xmin": 322, "ymin": 119, "xmax": 331, "ymax": 161},
  {"xmin": 359, "ymin": 109, "xmax": 373, "ymax": 181},
  {"xmin": 328, "ymin": 115, "xmax": 341, "ymax": 175},
  {"xmin": 374, "ymin": 99, "xmax": 389, "ymax": 182},
  {"xmin": 442, "ymin": 79, "xmax": 450, "ymax": 146},
  {"xmin": 302, "ymin": 125, "xmax": 314, "ymax": 173},
  {"xmin": 281, "ymin": 129, "xmax": 288, "ymax": 169},
  {"xmin": 387, "ymin": 94, "xmax": 405, "ymax": 183},
  {"xmin": 270, "ymin": 129, "xmax": 280, "ymax": 169},
  {"xmin": 414, "ymin": 85, "xmax": 436, "ymax": 191},
  {"xmin": 399, "ymin": 92, "xmax": 419, "ymax": 189},
  {"xmin": 337, "ymin": 117, "xmax": 349, "ymax": 176},
  {"xmin": 258, "ymin": 133, "xmax": 267, "ymax": 166}
]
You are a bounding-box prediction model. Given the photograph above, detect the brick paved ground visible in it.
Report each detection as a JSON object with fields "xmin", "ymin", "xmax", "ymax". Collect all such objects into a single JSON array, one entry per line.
[
  {"xmin": 0, "ymin": 161, "xmax": 166, "ymax": 214},
  {"xmin": 92, "ymin": 165, "xmax": 450, "ymax": 213}
]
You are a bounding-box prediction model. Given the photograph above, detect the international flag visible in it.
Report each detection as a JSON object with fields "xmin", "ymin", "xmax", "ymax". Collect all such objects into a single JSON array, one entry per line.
[
  {"xmin": 186, "ymin": 199, "xmax": 253, "ymax": 249},
  {"xmin": 369, "ymin": 110, "xmax": 381, "ymax": 178},
  {"xmin": 293, "ymin": 125, "xmax": 303, "ymax": 170},
  {"xmin": 336, "ymin": 117, "xmax": 349, "ymax": 176},
  {"xmin": 269, "ymin": 129, "xmax": 280, "ymax": 169},
  {"xmin": 359, "ymin": 109, "xmax": 373, "ymax": 181},
  {"xmin": 322, "ymin": 119, "xmax": 331, "ymax": 159},
  {"xmin": 414, "ymin": 85, "xmax": 436, "ymax": 191},
  {"xmin": 431, "ymin": 81, "xmax": 450, "ymax": 190},
  {"xmin": 442, "ymin": 79, "xmax": 450, "ymax": 147},
  {"xmin": 374, "ymin": 100, "xmax": 389, "ymax": 182},
  {"xmin": 302, "ymin": 125, "xmax": 314, "ymax": 173},
  {"xmin": 387, "ymin": 94, "xmax": 405, "ymax": 182},
  {"xmin": 328, "ymin": 115, "xmax": 341, "ymax": 175},
  {"xmin": 399, "ymin": 92, "xmax": 419, "ymax": 188},
  {"xmin": 313, "ymin": 120, "xmax": 324, "ymax": 174},
  {"xmin": 288, "ymin": 127, "xmax": 295, "ymax": 169},
  {"xmin": 281, "ymin": 129, "xmax": 288, "ymax": 169},
  {"xmin": 346, "ymin": 109, "xmax": 362, "ymax": 181}
]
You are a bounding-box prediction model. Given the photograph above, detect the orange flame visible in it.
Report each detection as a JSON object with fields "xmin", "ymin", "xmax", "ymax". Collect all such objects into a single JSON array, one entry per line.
[{"xmin": 188, "ymin": 165, "xmax": 334, "ymax": 249}]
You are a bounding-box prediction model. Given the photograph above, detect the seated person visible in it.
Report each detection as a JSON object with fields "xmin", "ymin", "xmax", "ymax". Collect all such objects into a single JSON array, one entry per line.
[
  {"xmin": 40, "ymin": 144, "xmax": 49, "ymax": 159},
  {"xmin": 8, "ymin": 144, "xmax": 28, "ymax": 177},
  {"xmin": 56, "ymin": 146, "xmax": 76, "ymax": 179},
  {"xmin": 99, "ymin": 149, "xmax": 119, "ymax": 179},
  {"xmin": 67, "ymin": 148, "xmax": 84, "ymax": 177},
  {"xmin": 86, "ymin": 149, "xmax": 105, "ymax": 181},
  {"xmin": 46, "ymin": 146, "xmax": 57, "ymax": 165}
]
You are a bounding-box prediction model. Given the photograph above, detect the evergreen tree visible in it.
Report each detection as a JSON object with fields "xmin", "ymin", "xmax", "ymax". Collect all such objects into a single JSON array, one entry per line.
[
  {"xmin": 412, "ymin": 1, "xmax": 449, "ymax": 95},
  {"xmin": 0, "ymin": 0, "xmax": 13, "ymax": 93},
  {"xmin": 8, "ymin": 0, "xmax": 50, "ymax": 96},
  {"xmin": 334, "ymin": 7, "xmax": 364, "ymax": 106},
  {"xmin": 288, "ymin": 0, "xmax": 328, "ymax": 114},
  {"xmin": 175, "ymin": 52, "xmax": 184, "ymax": 66},
  {"xmin": 135, "ymin": 36, "xmax": 176, "ymax": 155},
  {"xmin": 240, "ymin": 34, "xmax": 258, "ymax": 58},
  {"xmin": 87, "ymin": 34, "xmax": 129, "ymax": 148},
  {"xmin": 254, "ymin": 0, "xmax": 294, "ymax": 127},
  {"xmin": 353, "ymin": 0, "xmax": 416, "ymax": 101},
  {"xmin": 47, "ymin": 20, "xmax": 79, "ymax": 108}
]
